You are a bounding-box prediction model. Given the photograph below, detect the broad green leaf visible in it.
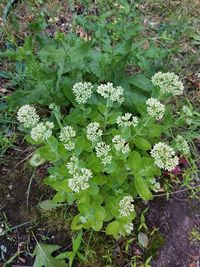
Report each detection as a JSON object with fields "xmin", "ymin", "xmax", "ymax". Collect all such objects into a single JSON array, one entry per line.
[
  {"xmin": 71, "ymin": 215, "xmax": 83, "ymax": 231},
  {"xmin": 38, "ymin": 137, "xmax": 60, "ymax": 162},
  {"xmin": 147, "ymin": 124, "xmax": 163, "ymax": 137},
  {"xmin": 87, "ymin": 154, "xmax": 102, "ymax": 173},
  {"xmin": 39, "ymin": 199, "xmax": 62, "ymax": 211},
  {"xmin": 98, "ymin": 103, "xmax": 107, "ymax": 114},
  {"xmin": 128, "ymin": 74, "xmax": 154, "ymax": 93},
  {"xmin": 87, "ymin": 182, "xmax": 99, "ymax": 196},
  {"xmin": 134, "ymin": 137, "xmax": 152, "ymax": 150},
  {"xmin": 92, "ymin": 220, "xmax": 103, "ymax": 231},
  {"xmin": 106, "ymin": 221, "xmax": 120, "ymax": 239},
  {"xmin": 128, "ymin": 151, "xmax": 142, "ymax": 172},
  {"xmin": 38, "ymin": 46, "xmax": 66, "ymax": 63},
  {"xmin": 138, "ymin": 232, "xmax": 149, "ymax": 248},
  {"xmin": 95, "ymin": 207, "xmax": 107, "ymax": 221},
  {"xmin": 134, "ymin": 175, "xmax": 152, "ymax": 201},
  {"xmin": 33, "ymin": 243, "xmax": 67, "ymax": 267},
  {"xmin": 29, "ymin": 153, "xmax": 45, "ymax": 166}
]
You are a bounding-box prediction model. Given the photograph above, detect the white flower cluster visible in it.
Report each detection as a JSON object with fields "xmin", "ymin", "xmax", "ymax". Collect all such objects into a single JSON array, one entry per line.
[
  {"xmin": 112, "ymin": 135, "xmax": 130, "ymax": 154},
  {"xmin": 59, "ymin": 126, "xmax": 76, "ymax": 151},
  {"xmin": 68, "ymin": 167, "xmax": 92, "ymax": 193},
  {"xmin": 150, "ymin": 142, "xmax": 179, "ymax": 171},
  {"xmin": 86, "ymin": 122, "xmax": 103, "ymax": 142},
  {"xmin": 150, "ymin": 178, "xmax": 161, "ymax": 192},
  {"xmin": 146, "ymin": 98, "xmax": 165, "ymax": 120},
  {"xmin": 116, "ymin": 113, "xmax": 138, "ymax": 127},
  {"xmin": 151, "ymin": 72, "xmax": 184, "ymax": 95},
  {"xmin": 80, "ymin": 216, "xmax": 87, "ymax": 224},
  {"xmin": 95, "ymin": 142, "xmax": 112, "ymax": 165},
  {"xmin": 97, "ymin": 83, "xmax": 124, "ymax": 104},
  {"xmin": 124, "ymin": 222, "xmax": 134, "ymax": 234},
  {"xmin": 119, "ymin": 196, "xmax": 135, "ymax": 217},
  {"xmin": 30, "ymin": 121, "xmax": 54, "ymax": 141},
  {"xmin": 175, "ymin": 135, "xmax": 190, "ymax": 155},
  {"xmin": 17, "ymin": 105, "xmax": 39, "ymax": 128},
  {"xmin": 66, "ymin": 156, "xmax": 79, "ymax": 174},
  {"xmin": 181, "ymin": 105, "xmax": 193, "ymax": 125},
  {"xmin": 72, "ymin": 82, "xmax": 93, "ymax": 104},
  {"xmin": 49, "ymin": 103, "xmax": 57, "ymax": 110}
]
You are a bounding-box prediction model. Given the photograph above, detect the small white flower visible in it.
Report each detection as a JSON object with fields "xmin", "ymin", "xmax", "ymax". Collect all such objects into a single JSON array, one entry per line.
[
  {"xmin": 146, "ymin": 98, "xmax": 165, "ymax": 120},
  {"xmin": 72, "ymin": 82, "xmax": 93, "ymax": 104},
  {"xmin": 101, "ymin": 155, "xmax": 112, "ymax": 165},
  {"xmin": 150, "ymin": 178, "xmax": 161, "ymax": 192},
  {"xmin": 150, "ymin": 142, "xmax": 179, "ymax": 171},
  {"xmin": 181, "ymin": 105, "xmax": 193, "ymax": 125},
  {"xmin": 116, "ymin": 113, "xmax": 138, "ymax": 127},
  {"xmin": 30, "ymin": 121, "xmax": 54, "ymax": 141},
  {"xmin": 124, "ymin": 222, "xmax": 134, "ymax": 234},
  {"xmin": 68, "ymin": 168, "xmax": 93, "ymax": 193},
  {"xmin": 66, "ymin": 156, "xmax": 79, "ymax": 174},
  {"xmin": 95, "ymin": 142, "xmax": 112, "ymax": 165},
  {"xmin": 86, "ymin": 122, "xmax": 103, "ymax": 142},
  {"xmin": 175, "ymin": 135, "xmax": 190, "ymax": 155},
  {"xmin": 49, "ymin": 103, "xmax": 57, "ymax": 110},
  {"xmin": 112, "ymin": 135, "xmax": 130, "ymax": 154},
  {"xmin": 119, "ymin": 196, "xmax": 135, "ymax": 217},
  {"xmin": 59, "ymin": 126, "xmax": 76, "ymax": 151},
  {"xmin": 97, "ymin": 83, "xmax": 124, "ymax": 103},
  {"xmin": 151, "ymin": 72, "xmax": 184, "ymax": 95},
  {"xmin": 17, "ymin": 105, "xmax": 39, "ymax": 128},
  {"xmin": 80, "ymin": 216, "xmax": 87, "ymax": 224}
]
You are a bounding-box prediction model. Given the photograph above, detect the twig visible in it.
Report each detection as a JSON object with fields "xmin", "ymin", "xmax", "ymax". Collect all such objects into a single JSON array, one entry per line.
[
  {"xmin": 14, "ymin": 151, "xmax": 34, "ymax": 169},
  {"xmin": 136, "ymin": 184, "xmax": 200, "ymax": 199}
]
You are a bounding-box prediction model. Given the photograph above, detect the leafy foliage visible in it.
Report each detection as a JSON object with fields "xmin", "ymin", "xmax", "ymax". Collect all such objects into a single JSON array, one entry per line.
[{"xmin": 1, "ymin": 1, "xmax": 168, "ymax": 111}]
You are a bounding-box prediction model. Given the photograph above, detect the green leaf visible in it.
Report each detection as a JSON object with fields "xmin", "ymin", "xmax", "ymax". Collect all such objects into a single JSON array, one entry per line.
[
  {"xmin": 98, "ymin": 103, "xmax": 107, "ymax": 114},
  {"xmin": 128, "ymin": 151, "xmax": 142, "ymax": 172},
  {"xmin": 87, "ymin": 182, "xmax": 99, "ymax": 196},
  {"xmin": 138, "ymin": 232, "xmax": 149, "ymax": 248},
  {"xmin": 74, "ymin": 135, "xmax": 85, "ymax": 155},
  {"xmin": 33, "ymin": 243, "xmax": 67, "ymax": 267},
  {"xmin": 134, "ymin": 137, "xmax": 152, "ymax": 150},
  {"xmin": 39, "ymin": 199, "xmax": 62, "ymax": 211},
  {"xmin": 71, "ymin": 215, "xmax": 83, "ymax": 231},
  {"xmin": 147, "ymin": 124, "xmax": 163, "ymax": 137},
  {"xmin": 72, "ymin": 231, "xmax": 82, "ymax": 252},
  {"xmin": 87, "ymin": 154, "xmax": 102, "ymax": 173},
  {"xmin": 38, "ymin": 137, "xmax": 60, "ymax": 162},
  {"xmin": 128, "ymin": 74, "xmax": 154, "ymax": 93},
  {"xmin": 106, "ymin": 221, "xmax": 120, "ymax": 239},
  {"xmin": 29, "ymin": 153, "xmax": 45, "ymax": 167},
  {"xmin": 38, "ymin": 46, "xmax": 66, "ymax": 64},
  {"xmin": 134, "ymin": 175, "xmax": 152, "ymax": 201}
]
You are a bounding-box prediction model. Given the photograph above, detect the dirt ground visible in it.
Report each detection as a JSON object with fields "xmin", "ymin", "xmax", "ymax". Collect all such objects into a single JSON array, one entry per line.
[{"xmin": 148, "ymin": 194, "xmax": 200, "ymax": 267}]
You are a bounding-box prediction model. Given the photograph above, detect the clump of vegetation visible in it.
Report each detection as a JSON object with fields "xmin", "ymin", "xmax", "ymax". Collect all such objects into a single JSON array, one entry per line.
[{"xmin": 16, "ymin": 71, "xmax": 194, "ymax": 239}]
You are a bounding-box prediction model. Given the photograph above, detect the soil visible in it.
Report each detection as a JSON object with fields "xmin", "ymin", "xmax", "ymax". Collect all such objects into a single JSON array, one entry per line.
[{"xmin": 148, "ymin": 194, "xmax": 200, "ymax": 267}]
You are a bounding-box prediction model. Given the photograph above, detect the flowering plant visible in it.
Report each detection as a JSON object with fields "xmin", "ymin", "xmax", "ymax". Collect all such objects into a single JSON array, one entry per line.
[{"xmin": 17, "ymin": 72, "xmax": 190, "ymax": 239}]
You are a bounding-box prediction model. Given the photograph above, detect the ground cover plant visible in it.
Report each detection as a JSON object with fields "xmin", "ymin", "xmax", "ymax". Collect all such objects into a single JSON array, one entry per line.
[{"xmin": 0, "ymin": 0, "xmax": 200, "ymax": 266}]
